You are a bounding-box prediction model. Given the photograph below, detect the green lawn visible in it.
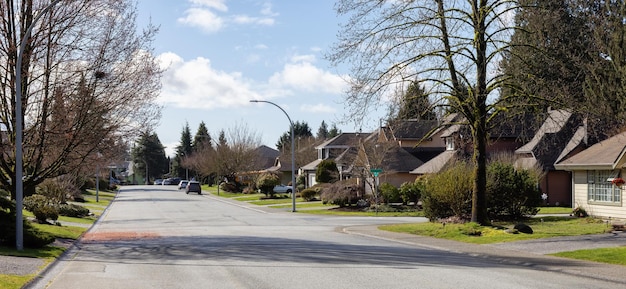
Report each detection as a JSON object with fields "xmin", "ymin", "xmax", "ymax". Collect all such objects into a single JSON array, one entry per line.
[
  {"xmin": 551, "ymin": 247, "xmax": 626, "ymax": 265},
  {"xmin": 537, "ymin": 206, "xmax": 573, "ymax": 214},
  {"xmin": 1, "ymin": 189, "xmax": 115, "ymax": 289},
  {"xmin": 379, "ymin": 216, "xmax": 610, "ymax": 244}
]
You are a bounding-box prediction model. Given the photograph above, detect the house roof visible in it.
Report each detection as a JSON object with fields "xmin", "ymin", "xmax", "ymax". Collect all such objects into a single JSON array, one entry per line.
[
  {"xmin": 383, "ymin": 147, "xmax": 425, "ymax": 173},
  {"xmin": 315, "ymin": 133, "xmax": 369, "ymax": 149},
  {"xmin": 410, "ymin": 150, "xmax": 457, "ymax": 174},
  {"xmin": 251, "ymin": 145, "xmax": 280, "ymax": 170},
  {"xmin": 514, "ymin": 109, "xmax": 585, "ymax": 170},
  {"xmin": 555, "ymin": 131, "xmax": 626, "ymax": 170}
]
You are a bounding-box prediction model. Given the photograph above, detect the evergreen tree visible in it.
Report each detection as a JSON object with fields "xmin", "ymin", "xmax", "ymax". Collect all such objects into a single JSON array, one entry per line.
[
  {"xmin": 174, "ymin": 123, "xmax": 193, "ymax": 179},
  {"xmin": 317, "ymin": 121, "xmax": 329, "ymax": 139},
  {"xmin": 193, "ymin": 122, "xmax": 212, "ymax": 151},
  {"xmin": 276, "ymin": 121, "xmax": 313, "ymax": 151},
  {"xmin": 328, "ymin": 124, "xmax": 341, "ymax": 138},
  {"xmin": 132, "ymin": 131, "xmax": 168, "ymax": 183}
]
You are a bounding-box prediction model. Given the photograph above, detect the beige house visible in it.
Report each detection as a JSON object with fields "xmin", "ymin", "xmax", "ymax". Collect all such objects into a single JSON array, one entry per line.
[{"xmin": 555, "ymin": 131, "xmax": 626, "ymax": 219}]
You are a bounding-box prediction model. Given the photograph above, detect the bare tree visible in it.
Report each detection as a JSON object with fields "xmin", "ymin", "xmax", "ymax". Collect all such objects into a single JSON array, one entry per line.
[
  {"xmin": 184, "ymin": 122, "xmax": 262, "ymax": 185},
  {"xmin": 0, "ymin": 0, "xmax": 161, "ymax": 198},
  {"xmin": 328, "ymin": 0, "xmax": 523, "ymax": 224}
]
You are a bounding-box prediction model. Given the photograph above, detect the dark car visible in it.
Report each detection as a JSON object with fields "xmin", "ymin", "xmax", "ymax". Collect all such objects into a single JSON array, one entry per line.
[
  {"xmin": 163, "ymin": 178, "xmax": 181, "ymax": 185},
  {"xmin": 185, "ymin": 181, "xmax": 201, "ymax": 194}
]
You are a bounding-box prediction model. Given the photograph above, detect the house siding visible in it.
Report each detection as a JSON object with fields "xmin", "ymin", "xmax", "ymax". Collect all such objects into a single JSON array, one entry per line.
[
  {"xmin": 572, "ymin": 170, "xmax": 626, "ymax": 219},
  {"xmin": 379, "ymin": 173, "xmax": 416, "ymax": 188},
  {"xmin": 540, "ymin": 170, "xmax": 572, "ymax": 207}
]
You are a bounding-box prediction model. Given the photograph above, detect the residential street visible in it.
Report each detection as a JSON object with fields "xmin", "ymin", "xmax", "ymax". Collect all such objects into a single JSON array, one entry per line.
[{"xmin": 27, "ymin": 186, "xmax": 626, "ymax": 289}]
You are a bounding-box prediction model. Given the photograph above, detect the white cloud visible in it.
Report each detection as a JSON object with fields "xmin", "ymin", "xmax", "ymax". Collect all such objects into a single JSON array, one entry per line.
[
  {"xmin": 177, "ymin": 8, "xmax": 224, "ymax": 33},
  {"xmin": 155, "ymin": 52, "xmax": 347, "ymax": 111},
  {"xmin": 300, "ymin": 103, "xmax": 337, "ymax": 113},
  {"xmin": 268, "ymin": 55, "xmax": 348, "ymax": 94},
  {"xmin": 179, "ymin": 0, "xmax": 277, "ymax": 33},
  {"xmin": 188, "ymin": 0, "xmax": 228, "ymax": 11},
  {"xmin": 157, "ymin": 53, "xmax": 263, "ymax": 109}
]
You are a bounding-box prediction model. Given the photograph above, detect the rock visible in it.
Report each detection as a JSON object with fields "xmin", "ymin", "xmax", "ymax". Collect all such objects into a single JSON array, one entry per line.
[{"xmin": 514, "ymin": 223, "xmax": 533, "ymax": 234}]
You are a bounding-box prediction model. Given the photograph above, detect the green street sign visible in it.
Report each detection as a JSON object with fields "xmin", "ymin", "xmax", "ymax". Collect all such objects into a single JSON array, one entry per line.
[{"xmin": 370, "ymin": 168, "xmax": 383, "ymax": 177}]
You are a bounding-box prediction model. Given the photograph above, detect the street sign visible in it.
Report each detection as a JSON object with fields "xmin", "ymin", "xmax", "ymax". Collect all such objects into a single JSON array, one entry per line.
[{"xmin": 370, "ymin": 168, "xmax": 383, "ymax": 177}]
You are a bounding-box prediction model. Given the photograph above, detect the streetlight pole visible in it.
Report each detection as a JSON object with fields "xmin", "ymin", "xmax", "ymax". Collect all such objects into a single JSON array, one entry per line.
[
  {"xmin": 250, "ymin": 100, "xmax": 297, "ymax": 212},
  {"xmin": 15, "ymin": 0, "xmax": 68, "ymax": 251}
]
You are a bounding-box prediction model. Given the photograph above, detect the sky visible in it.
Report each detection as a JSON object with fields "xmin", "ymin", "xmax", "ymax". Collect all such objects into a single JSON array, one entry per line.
[{"xmin": 134, "ymin": 0, "xmax": 386, "ymax": 156}]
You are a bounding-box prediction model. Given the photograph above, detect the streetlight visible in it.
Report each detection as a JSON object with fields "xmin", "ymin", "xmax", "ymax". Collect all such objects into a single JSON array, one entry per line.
[
  {"xmin": 15, "ymin": 0, "xmax": 72, "ymax": 251},
  {"xmin": 250, "ymin": 100, "xmax": 297, "ymax": 212}
]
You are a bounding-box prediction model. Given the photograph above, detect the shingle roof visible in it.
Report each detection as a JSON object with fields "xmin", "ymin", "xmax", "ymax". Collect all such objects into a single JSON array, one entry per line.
[{"xmin": 555, "ymin": 131, "xmax": 626, "ymax": 170}]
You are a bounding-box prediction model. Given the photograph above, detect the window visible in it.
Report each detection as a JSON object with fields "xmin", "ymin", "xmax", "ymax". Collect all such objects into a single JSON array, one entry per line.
[
  {"xmin": 445, "ymin": 137, "xmax": 455, "ymax": 151},
  {"xmin": 587, "ymin": 170, "xmax": 621, "ymax": 204}
]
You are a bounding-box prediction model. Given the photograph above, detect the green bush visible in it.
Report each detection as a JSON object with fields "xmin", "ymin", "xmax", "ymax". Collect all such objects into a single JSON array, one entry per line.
[
  {"xmin": 316, "ymin": 159, "xmax": 339, "ymax": 183},
  {"xmin": 486, "ymin": 161, "xmax": 542, "ymax": 220},
  {"xmin": 23, "ymin": 194, "xmax": 59, "ymax": 223},
  {"xmin": 378, "ymin": 182, "xmax": 401, "ymax": 203},
  {"xmin": 58, "ymin": 203, "xmax": 90, "ymax": 218},
  {"xmin": 256, "ymin": 173, "xmax": 281, "ymax": 197},
  {"xmin": 421, "ymin": 161, "xmax": 473, "ymax": 221},
  {"xmin": 300, "ymin": 188, "xmax": 318, "ymax": 201},
  {"xmin": 399, "ymin": 180, "xmax": 423, "ymax": 205},
  {"xmin": 0, "ymin": 210, "xmax": 55, "ymax": 248},
  {"xmin": 321, "ymin": 179, "xmax": 362, "ymax": 207}
]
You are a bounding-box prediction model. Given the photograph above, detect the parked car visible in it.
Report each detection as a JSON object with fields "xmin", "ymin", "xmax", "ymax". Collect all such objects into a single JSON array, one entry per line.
[
  {"xmin": 178, "ymin": 180, "xmax": 189, "ymax": 190},
  {"xmin": 186, "ymin": 181, "xmax": 201, "ymax": 194},
  {"xmin": 162, "ymin": 178, "xmax": 180, "ymax": 185},
  {"xmin": 273, "ymin": 184, "xmax": 293, "ymax": 194},
  {"xmin": 154, "ymin": 179, "xmax": 163, "ymax": 185}
]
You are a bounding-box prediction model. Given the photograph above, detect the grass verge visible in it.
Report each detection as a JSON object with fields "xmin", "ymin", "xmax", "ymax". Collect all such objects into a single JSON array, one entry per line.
[
  {"xmin": 379, "ymin": 216, "xmax": 610, "ymax": 244},
  {"xmin": 551, "ymin": 247, "xmax": 626, "ymax": 265},
  {"xmin": 1, "ymin": 189, "xmax": 115, "ymax": 289}
]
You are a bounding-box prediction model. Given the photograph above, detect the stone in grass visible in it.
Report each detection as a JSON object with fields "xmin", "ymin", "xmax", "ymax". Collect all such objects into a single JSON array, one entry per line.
[{"xmin": 513, "ymin": 223, "xmax": 533, "ymax": 234}]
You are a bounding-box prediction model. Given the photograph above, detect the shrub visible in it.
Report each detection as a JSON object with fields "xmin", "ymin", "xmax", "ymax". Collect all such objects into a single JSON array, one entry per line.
[
  {"xmin": 23, "ymin": 194, "xmax": 59, "ymax": 223},
  {"xmin": 486, "ymin": 161, "xmax": 542, "ymax": 220},
  {"xmin": 36, "ymin": 177, "xmax": 77, "ymax": 204},
  {"xmin": 399, "ymin": 180, "xmax": 423, "ymax": 205},
  {"xmin": 296, "ymin": 174, "xmax": 306, "ymax": 191},
  {"xmin": 220, "ymin": 182, "xmax": 239, "ymax": 193},
  {"xmin": 572, "ymin": 206, "xmax": 588, "ymax": 218},
  {"xmin": 256, "ymin": 173, "xmax": 281, "ymax": 197},
  {"xmin": 300, "ymin": 188, "xmax": 318, "ymax": 201},
  {"xmin": 421, "ymin": 161, "xmax": 473, "ymax": 221},
  {"xmin": 321, "ymin": 179, "xmax": 362, "ymax": 207},
  {"xmin": 378, "ymin": 182, "xmax": 401, "ymax": 204},
  {"xmin": 316, "ymin": 159, "xmax": 339, "ymax": 183},
  {"xmin": 0, "ymin": 210, "xmax": 55, "ymax": 248},
  {"xmin": 58, "ymin": 203, "xmax": 90, "ymax": 218}
]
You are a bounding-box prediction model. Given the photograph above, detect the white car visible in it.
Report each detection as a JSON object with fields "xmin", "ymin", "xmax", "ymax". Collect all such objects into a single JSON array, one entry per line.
[
  {"xmin": 272, "ymin": 184, "xmax": 293, "ymax": 194},
  {"xmin": 178, "ymin": 180, "xmax": 189, "ymax": 190}
]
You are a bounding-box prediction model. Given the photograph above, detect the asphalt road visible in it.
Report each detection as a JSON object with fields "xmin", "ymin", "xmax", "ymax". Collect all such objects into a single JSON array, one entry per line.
[{"xmin": 27, "ymin": 185, "xmax": 626, "ymax": 289}]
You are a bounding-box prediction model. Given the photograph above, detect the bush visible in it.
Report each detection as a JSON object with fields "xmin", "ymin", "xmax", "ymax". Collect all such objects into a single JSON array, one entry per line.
[
  {"xmin": 58, "ymin": 203, "xmax": 90, "ymax": 218},
  {"xmin": 300, "ymin": 188, "xmax": 318, "ymax": 201},
  {"xmin": 378, "ymin": 182, "xmax": 401, "ymax": 204},
  {"xmin": 23, "ymin": 194, "xmax": 59, "ymax": 223},
  {"xmin": 421, "ymin": 161, "xmax": 473, "ymax": 221},
  {"xmin": 256, "ymin": 173, "xmax": 281, "ymax": 197},
  {"xmin": 316, "ymin": 159, "xmax": 339, "ymax": 183},
  {"xmin": 321, "ymin": 179, "xmax": 362, "ymax": 207},
  {"xmin": 572, "ymin": 206, "xmax": 588, "ymax": 218},
  {"xmin": 486, "ymin": 161, "xmax": 542, "ymax": 220},
  {"xmin": 399, "ymin": 180, "xmax": 423, "ymax": 205},
  {"xmin": 0, "ymin": 210, "xmax": 55, "ymax": 248},
  {"xmin": 220, "ymin": 182, "xmax": 239, "ymax": 193}
]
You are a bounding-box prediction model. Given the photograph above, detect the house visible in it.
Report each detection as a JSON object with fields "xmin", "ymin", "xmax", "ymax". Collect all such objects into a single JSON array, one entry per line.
[
  {"xmin": 514, "ymin": 109, "xmax": 587, "ymax": 206},
  {"xmin": 410, "ymin": 112, "xmax": 530, "ymax": 175},
  {"xmin": 301, "ymin": 133, "xmax": 370, "ymax": 188},
  {"xmin": 554, "ymin": 131, "xmax": 626, "ymax": 219}
]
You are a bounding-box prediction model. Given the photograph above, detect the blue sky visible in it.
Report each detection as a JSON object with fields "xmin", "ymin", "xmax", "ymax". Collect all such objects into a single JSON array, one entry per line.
[{"xmin": 135, "ymin": 0, "xmax": 386, "ymax": 156}]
